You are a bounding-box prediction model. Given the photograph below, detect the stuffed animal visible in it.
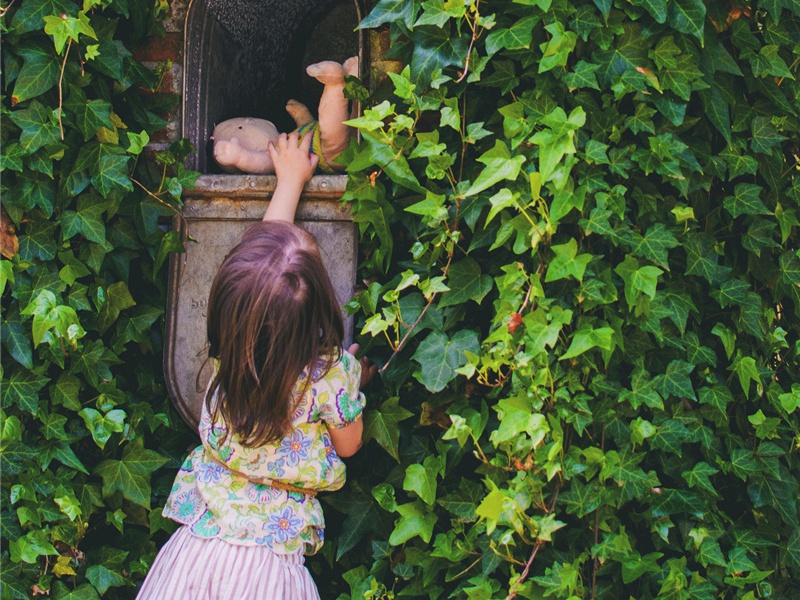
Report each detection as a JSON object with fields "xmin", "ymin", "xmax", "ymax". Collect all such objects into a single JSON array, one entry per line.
[{"xmin": 212, "ymin": 56, "xmax": 358, "ymax": 175}]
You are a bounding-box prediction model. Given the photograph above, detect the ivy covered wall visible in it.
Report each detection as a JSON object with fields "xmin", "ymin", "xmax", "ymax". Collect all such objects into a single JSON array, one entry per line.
[{"xmin": 2, "ymin": 0, "xmax": 800, "ymax": 599}]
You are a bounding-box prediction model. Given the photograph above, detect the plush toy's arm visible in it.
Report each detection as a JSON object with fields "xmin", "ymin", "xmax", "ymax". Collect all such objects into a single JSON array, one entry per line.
[
  {"xmin": 262, "ymin": 132, "xmax": 319, "ymax": 223},
  {"xmin": 214, "ymin": 138, "xmax": 275, "ymax": 174}
]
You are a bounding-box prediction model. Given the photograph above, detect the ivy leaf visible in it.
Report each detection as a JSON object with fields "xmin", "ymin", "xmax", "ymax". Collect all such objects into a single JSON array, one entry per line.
[
  {"xmin": 412, "ymin": 329, "xmax": 480, "ymax": 392},
  {"xmin": 403, "ymin": 456, "xmax": 441, "ymax": 505},
  {"xmin": 97, "ymin": 281, "xmax": 136, "ymax": 334},
  {"xmin": 649, "ymin": 419, "xmax": 691, "ymax": 454},
  {"xmin": 51, "ymin": 582, "xmax": 101, "ymax": 600},
  {"xmin": 85, "ymin": 564, "xmax": 127, "ymax": 594},
  {"xmin": 94, "ymin": 437, "xmax": 167, "ymax": 508},
  {"xmin": 750, "ymin": 116, "xmax": 787, "ymax": 155},
  {"xmin": 630, "ymin": 0, "xmax": 667, "ymax": 22},
  {"xmin": 566, "ymin": 61, "xmax": 600, "ymax": 92},
  {"xmin": 9, "ymin": 529, "xmax": 59, "ymax": 564},
  {"xmin": 464, "ymin": 140, "xmax": 526, "ymax": 197},
  {"xmin": 363, "ymin": 397, "xmax": 414, "ymax": 461},
  {"xmin": 723, "ymin": 183, "xmax": 771, "ymax": 218},
  {"xmin": 153, "ymin": 230, "xmax": 185, "ymax": 275},
  {"xmin": 561, "ymin": 325, "xmax": 614, "ymax": 360},
  {"xmin": 9, "ymin": 100, "xmax": 60, "ymax": 153},
  {"xmin": 667, "ymin": 0, "xmax": 705, "ymax": 41},
  {"xmin": 2, "ymin": 368, "xmax": 48, "ymax": 414},
  {"xmin": 79, "ymin": 407, "xmax": 126, "ymax": 449},
  {"xmin": 1, "ymin": 317, "xmax": 34, "ymax": 369},
  {"xmin": 410, "ymin": 26, "xmax": 467, "ymax": 86},
  {"xmin": 546, "ymin": 239, "xmax": 592, "ymax": 282},
  {"xmin": 683, "ymin": 232, "xmax": 730, "ymax": 285},
  {"xmin": 12, "ymin": 42, "xmax": 60, "ymax": 104},
  {"xmin": 439, "ymin": 258, "xmax": 493, "ymax": 308},
  {"xmin": 358, "ymin": 0, "xmax": 416, "ymax": 29},
  {"xmin": 92, "ymin": 153, "xmax": 132, "ymax": 197},
  {"xmin": 632, "ymin": 225, "xmax": 679, "ymax": 270},
  {"xmin": 698, "ymin": 385, "xmax": 733, "ymax": 415},
  {"xmin": 682, "ymin": 462, "xmax": 719, "ymax": 496},
  {"xmin": 485, "ymin": 16, "xmax": 536, "ymax": 56},
  {"xmin": 651, "ymin": 290, "xmax": 696, "ymax": 334},
  {"xmin": 62, "ymin": 195, "xmax": 107, "ymax": 244},
  {"xmin": 9, "ymin": 0, "xmax": 77, "ymax": 35},
  {"xmin": 389, "ymin": 501, "xmax": 438, "ymax": 545},
  {"xmin": 654, "ymin": 360, "xmax": 696, "ymax": 400}
]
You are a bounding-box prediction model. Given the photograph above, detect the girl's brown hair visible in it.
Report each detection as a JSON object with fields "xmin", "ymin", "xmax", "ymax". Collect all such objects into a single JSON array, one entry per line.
[{"xmin": 205, "ymin": 221, "xmax": 344, "ymax": 447}]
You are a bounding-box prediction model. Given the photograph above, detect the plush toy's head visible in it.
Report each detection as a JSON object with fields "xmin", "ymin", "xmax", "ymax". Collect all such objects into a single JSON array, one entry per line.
[{"xmin": 212, "ymin": 117, "xmax": 280, "ymax": 174}]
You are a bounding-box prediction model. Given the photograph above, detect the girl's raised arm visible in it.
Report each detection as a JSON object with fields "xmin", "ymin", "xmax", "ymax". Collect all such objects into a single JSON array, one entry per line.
[
  {"xmin": 263, "ymin": 131, "xmax": 319, "ymax": 223},
  {"xmin": 328, "ymin": 418, "xmax": 363, "ymax": 458}
]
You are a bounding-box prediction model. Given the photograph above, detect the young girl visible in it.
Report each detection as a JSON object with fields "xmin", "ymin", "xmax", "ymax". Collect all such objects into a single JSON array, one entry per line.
[{"xmin": 137, "ymin": 132, "xmax": 375, "ymax": 599}]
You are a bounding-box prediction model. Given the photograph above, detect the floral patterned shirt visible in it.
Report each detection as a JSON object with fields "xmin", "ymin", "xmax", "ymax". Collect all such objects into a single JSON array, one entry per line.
[{"xmin": 162, "ymin": 351, "xmax": 365, "ymax": 555}]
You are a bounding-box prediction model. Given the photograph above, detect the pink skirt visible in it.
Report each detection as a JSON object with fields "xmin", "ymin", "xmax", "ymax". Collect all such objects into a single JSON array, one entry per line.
[{"xmin": 136, "ymin": 526, "xmax": 320, "ymax": 600}]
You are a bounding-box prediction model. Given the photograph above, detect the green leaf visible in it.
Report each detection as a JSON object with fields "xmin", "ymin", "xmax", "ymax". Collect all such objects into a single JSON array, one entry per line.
[
  {"xmin": 79, "ymin": 407, "xmax": 126, "ymax": 448},
  {"xmin": 698, "ymin": 385, "xmax": 733, "ymax": 415},
  {"xmin": 94, "ymin": 437, "xmax": 167, "ymax": 508},
  {"xmin": 9, "ymin": 100, "xmax": 60, "ymax": 153},
  {"xmin": 546, "ymin": 239, "xmax": 592, "ymax": 282},
  {"xmin": 9, "ymin": 529, "xmax": 59, "ymax": 563},
  {"xmin": 51, "ymin": 582, "xmax": 101, "ymax": 600},
  {"xmin": 654, "ymin": 360, "xmax": 696, "ymax": 400},
  {"xmin": 97, "ymin": 280, "xmax": 136, "ymax": 334},
  {"xmin": 667, "ymin": 0, "xmax": 706, "ymax": 40},
  {"xmin": 9, "ymin": 0, "xmax": 77, "ymax": 35},
  {"xmin": 561, "ymin": 325, "xmax": 614, "ymax": 360},
  {"xmin": 363, "ymin": 397, "xmax": 414, "ymax": 461},
  {"xmin": 2, "ymin": 368, "xmax": 48, "ymax": 414},
  {"xmin": 389, "ymin": 501, "xmax": 438, "ymax": 545},
  {"xmin": 1, "ymin": 318, "xmax": 34, "ymax": 369},
  {"xmin": 631, "ymin": 0, "xmax": 667, "ymax": 22},
  {"xmin": 750, "ymin": 116, "xmax": 787, "ymax": 155},
  {"xmin": 485, "ymin": 16, "xmax": 536, "ymax": 56},
  {"xmin": 682, "ymin": 462, "xmax": 719, "ymax": 496},
  {"xmin": 11, "ymin": 42, "xmax": 60, "ymax": 103},
  {"xmin": 85, "ymin": 564, "xmax": 127, "ymax": 594},
  {"xmin": 358, "ymin": 0, "xmax": 416, "ymax": 29},
  {"xmin": 403, "ymin": 456, "xmax": 441, "ymax": 505},
  {"xmin": 464, "ymin": 140, "xmax": 526, "ymax": 197},
  {"xmin": 723, "ymin": 183, "xmax": 771, "ymax": 218},
  {"xmin": 649, "ymin": 419, "xmax": 691, "ymax": 455},
  {"xmin": 439, "ymin": 258, "xmax": 493, "ymax": 308},
  {"xmin": 91, "ymin": 152, "xmax": 132, "ymax": 197},
  {"xmin": 412, "ymin": 329, "xmax": 480, "ymax": 392},
  {"xmin": 61, "ymin": 196, "xmax": 107, "ymax": 244},
  {"xmin": 410, "ymin": 26, "xmax": 468, "ymax": 86}
]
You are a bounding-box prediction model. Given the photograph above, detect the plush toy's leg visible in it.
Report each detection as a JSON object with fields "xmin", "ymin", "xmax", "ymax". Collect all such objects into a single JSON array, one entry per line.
[
  {"xmin": 306, "ymin": 56, "xmax": 358, "ymax": 168},
  {"xmin": 286, "ymin": 99, "xmax": 314, "ymax": 128}
]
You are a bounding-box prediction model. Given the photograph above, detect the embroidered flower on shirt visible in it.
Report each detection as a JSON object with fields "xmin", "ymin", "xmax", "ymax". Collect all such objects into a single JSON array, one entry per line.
[
  {"xmin": 322, "ymin": 435, "xmax": 336, "ymax": 469},
  {"xmin": 335, "ymin": 387, "xmax": 362, "ymax": 423},
  {"xmin": 266, "ymin": 457, "xmax": 286, "ymax": 478},
  {"xmin": 278, "ymin": 430, "xmax": 311, "ymax": 466},
  {"xmin": 191, "ymin": 509, "xmax": 221, "ymax": 537},
  {"xmin": 245, "ymin": 483, "xmax": 278, "ymax": 504},
  {"xmin": 266, "ymin": 506, "xmax": 303, "ymax": 543},
  {"xmin": 173, "ymin": 490, "xmax": 201, "ymax": 519},
  {"xmin": 196, "ymin": 460, "xmax": 225, "ymax": 483}
]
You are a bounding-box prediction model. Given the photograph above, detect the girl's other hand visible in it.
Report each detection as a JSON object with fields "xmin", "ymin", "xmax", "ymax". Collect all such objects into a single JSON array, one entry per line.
[
  {"xmin": 348, "ymin": 343, "xmax": 378, "ymax": 390},
  {"xmin": 268, "ymin": 131, "xmax": 319, "ymax": 188}
]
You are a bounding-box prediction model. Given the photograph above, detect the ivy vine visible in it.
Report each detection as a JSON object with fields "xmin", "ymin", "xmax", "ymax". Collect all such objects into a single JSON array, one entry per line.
[
  {"xmin": 2, "ymin": 0, "xmax": 197, "ymax": 598},
  {"xmin": 319, "ymin": 0, "xmax": 800, "ymax": 598}
]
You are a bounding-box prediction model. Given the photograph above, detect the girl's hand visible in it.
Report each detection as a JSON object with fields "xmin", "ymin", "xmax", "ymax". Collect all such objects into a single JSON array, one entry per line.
[
  {"xmin": 268, "ymin": 131, "xmax": 319, "ymax": 187},
  {"xmin": 263, "ymin": 132, "xmax": 319, "ymax": 222},
  {"xmin": 348, "ymin": 343, "xmax": 378, "ymax": 390}
]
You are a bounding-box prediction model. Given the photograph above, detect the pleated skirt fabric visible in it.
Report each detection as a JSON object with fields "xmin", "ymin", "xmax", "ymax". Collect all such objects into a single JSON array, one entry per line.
[{"xmin": 136, "ymin": 526, "xmax": 321, "ymax": 600}]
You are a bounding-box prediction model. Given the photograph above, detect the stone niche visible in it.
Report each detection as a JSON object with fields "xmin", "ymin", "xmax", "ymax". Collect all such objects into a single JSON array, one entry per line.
[{"xmin": 164, "ymin": 0, "xmax": 364, "ymax": 430}]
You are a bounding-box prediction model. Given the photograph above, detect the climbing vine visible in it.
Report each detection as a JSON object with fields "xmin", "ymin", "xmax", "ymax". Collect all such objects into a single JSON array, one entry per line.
[
  {"xmin": 1, "ymin": 0, "xmax": 197, "ymax": 598},
  {"xmin": 318, "ymin": 0, "xmax": 800, "ymax": 598}
]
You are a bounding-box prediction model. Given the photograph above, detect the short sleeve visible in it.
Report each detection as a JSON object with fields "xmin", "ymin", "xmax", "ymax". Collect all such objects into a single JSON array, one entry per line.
[{"xmin": 314, "ymin": 351, "xmax": 366, "ymax": 429}]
